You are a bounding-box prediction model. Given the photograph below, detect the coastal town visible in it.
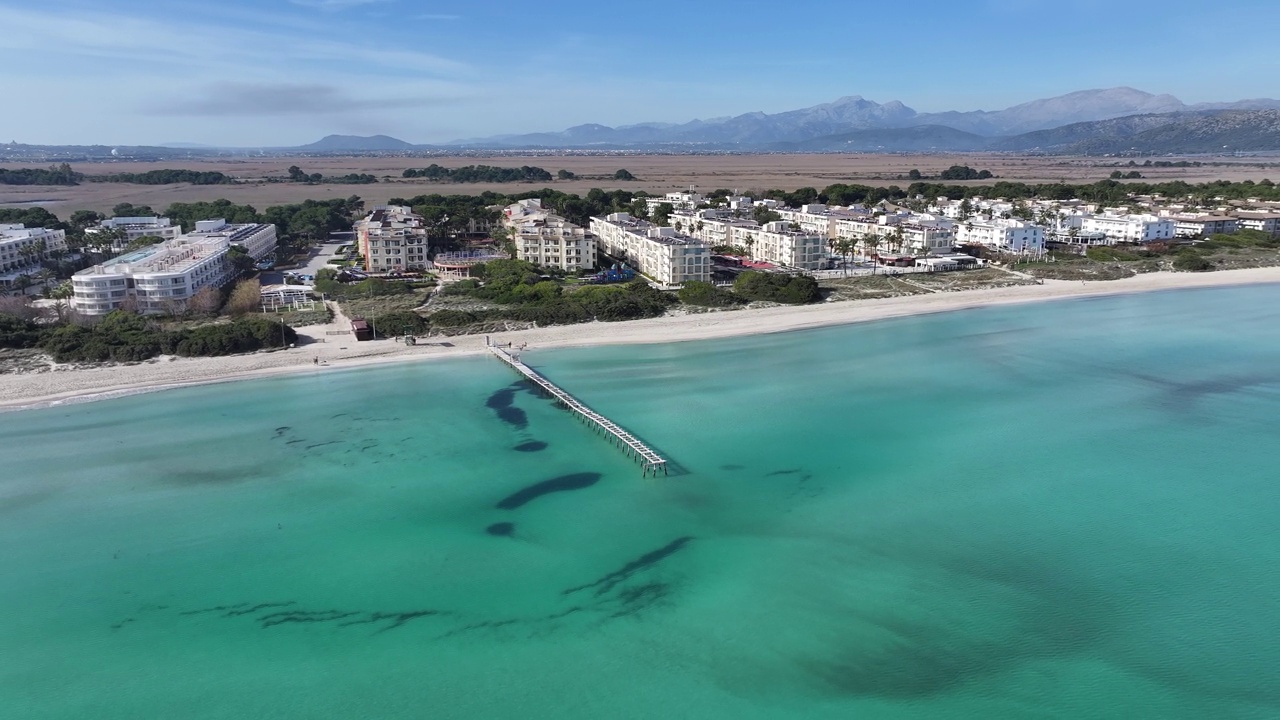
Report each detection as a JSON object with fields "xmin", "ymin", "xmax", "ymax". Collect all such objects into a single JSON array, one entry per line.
[{"xmin": 3, "ymin": 171, "xmax": 1280, "ymax": 409}]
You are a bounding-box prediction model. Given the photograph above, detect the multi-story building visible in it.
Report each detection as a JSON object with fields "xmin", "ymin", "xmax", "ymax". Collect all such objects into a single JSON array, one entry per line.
[
  {"xmin": 675, "ymin": 210, "xmax": 755, "ymax": 248},
  {"xmin": 1080, "ymin": 214, "xmax": 1175, "ymax": 243},
  {"xmin": 503, "ymin": 200, "xmax": 597, "ymax": 272},
  {"xmin": 774, "ymin": 204, "xmax": 847, "ymax": 238},
  {"xmin": 1171, "ymin": 215, "xmax": 1239, "ymax": 239},
  {"xmin": 681, "ymin": 214, "xmax": 826, "ymax": 270},
  {"xmin": 186, "ymin": 219, "xmax": 278, "ymax": 261},
  {"xmin": 86, "ymin": 216, "xmax": 183, "ymax": 252},
  {"xmin": 734, "ymin": 222, "xmax": 828, "ymax": 270},
  {"xmin": 589, "ymin": 213, "xmax": 710, "ymax": 286},
  {"xmin": 644, "ymin": 191, "xmax": 705, "ymax": 213},
  {"xmin": 833, "ymin": 214, "xmax": 955, "ymax": 255},
  {"xmin": 1232, "ymin": 212, "xmax": 1280, "ymax": 236},
  {"xmin": 0, "ymin": 224, "xmax": 68, "ymax": 279},
  {"xmin": 355, "ymin": 205, "xmax": 429, "ymax": 272},
  {"xmin": 71, "ymin": 235, "xmax": 237, "ymax": 315},
  {"xmin": 955, "ymin": 219, "xmax": 1045, "ymax": 253}
]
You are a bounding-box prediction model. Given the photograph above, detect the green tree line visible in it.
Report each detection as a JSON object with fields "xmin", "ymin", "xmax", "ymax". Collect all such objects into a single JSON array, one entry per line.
[
  {"xmin": 402, "ymin": 164, "xmax": 554, "ymax": 183},
  {"xmin": 85, "ymin": 169, "xmax": 233, "ymax": 185},
  {"xmin": 0, "ymin": 164, "xmax": 81, "ymax": 185},
  {"xmin": 0, "ymin": 310, "xmax": 297, "ymax": 362}
]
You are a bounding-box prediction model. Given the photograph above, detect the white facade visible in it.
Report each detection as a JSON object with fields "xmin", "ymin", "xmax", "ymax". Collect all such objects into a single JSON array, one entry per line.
[
  {"xmin": 356, "ymin": 205, "xmax": 429, "ymax": 272},
  {"xmin": 774, "ymin": 204, "xmax": 842, "ymax": 238},
  {"xmin": 1080, "ymin": 214, "xmax": 1175, "ymax": 243},
  {"xmin": 955, "ymin": 219, "xmax": 1045, "ymax": 253},
  {"xmin": 1171, "ymin": 215, "xmax": 1238, "ymax": 238},
  {"xmin": 87, "ymin": 217, "xmax": 182, "ymax": 251},
  {"xmin": 645, "ymin": 191, "xmax": 705, "ymax": 213},
  {"xmin": 684, "ymin": 214, "xmax": 826, "ymax": 270},
  {"xmin": 72, "ymin": 236, "xmax": 236, "ymax": 315},
  {"xmin": 735, "ymin": 222, "xmax": 828, "ymax": 270},
  {"xmin": 1234, "ymin": 212, "xmax": 1280, "ymax": 236},
  {"xmin": 833, "ymin": 215, "xmax": 955, "ymax": 255},
  {"xmin": 589, "ymin": 213, "xmax": 710, "ymax": 285},
  {"xmin": 0, "ymin": 224, "xmax": 68, "ymax": 278},
  {"xmin": 187, "ymin": 219, "xmax": 277, "ymax": 261},
  {"xmin": 504, "ymin": 200, "xmax": 597, "ymax": 272}
]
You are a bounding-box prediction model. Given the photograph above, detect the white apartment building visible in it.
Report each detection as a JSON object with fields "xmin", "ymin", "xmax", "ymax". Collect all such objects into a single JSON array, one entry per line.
[
  {"xmin": 833, "ymin": 215, "xmax": 955, "ymax": 255},
  {"xmin": 589, "ymin": 213, "xmax": 710, "ymax": 286},
  {"xmin": 187, "ymin": 219, "xmax": 277, "ymax": 261},
  {"xmin": 955, "ymin": 219, "xmax": 1045, "ymax": 253},
  {"xmin": 87, "ymin": 216, "xmax": 182, "ymax": 251},
  {"xmin": 503, "ymin": 200, "xmax": 596, "ymax": 272},
  {"xmin": 675, "ymin": 210, "xmax": 755, "ymax": 248},
  {"xmin": 645, "ymin": 191, "xmax": 705, "ymax": 213},
  {"xmin": 774, "ymin": 204, "xmax": 843, "ymax": 238},
  {"xmin": 356, "ymin": 205, "xmax": 429, "ymax": 272},
  {"xmin": 683, "ymin": 213, "xmax": 826, "ymax": 269},
  {"xmin": 732, "ymin": 221, "xmax": 828, "ymax": 270},
  {"xmin": 1080, "ymin": 214, "xmax": 1175, "ymax": 243},
  {"xmin": 0, "ymin": 224, "xmax": 68, "ymax": 278},
  {"xmin": 72, "ymin": 235, "xmax": 236, "ymax": 315},
  {"xmin": 1234, "ymin": 212, "xmax": 1280, "ymax": 236},
  {"xmin": 1171, "ymin": 215, "xmax": 1238, "ymax": 239}
]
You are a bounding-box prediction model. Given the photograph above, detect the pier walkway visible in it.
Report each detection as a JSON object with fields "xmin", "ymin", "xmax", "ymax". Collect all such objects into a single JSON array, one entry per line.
[{"xmin": 488, "ymin": 345, "xmax": 669, "ymax": 476}]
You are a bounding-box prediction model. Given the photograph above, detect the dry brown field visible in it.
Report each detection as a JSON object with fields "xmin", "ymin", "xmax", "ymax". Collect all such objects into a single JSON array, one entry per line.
[{"xmin": 4, "ymin": 153, "xmax": 1279, "ymax": 215}]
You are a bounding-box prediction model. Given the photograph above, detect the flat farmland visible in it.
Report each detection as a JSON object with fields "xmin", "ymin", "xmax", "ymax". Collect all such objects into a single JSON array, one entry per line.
[{"xmin": 3, "ymin": 153, "xmax": 1278, "ymax": 214}]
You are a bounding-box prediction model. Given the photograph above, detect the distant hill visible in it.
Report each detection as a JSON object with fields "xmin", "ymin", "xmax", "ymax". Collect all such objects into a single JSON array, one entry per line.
[
  {"xmin": 295, "ymin": 134, "xmax": 416, "ymax": 152},
  {"xmin": 447, "ymin": 88, "xmax": 1280, "ymax": 150},
  {"xmin": 779, "ymin": 125, "xmax": 990, "ymax": 152},
  {"xmin": 1055, "ymin": 110, "xmax": 1280, "ymax": 154}
]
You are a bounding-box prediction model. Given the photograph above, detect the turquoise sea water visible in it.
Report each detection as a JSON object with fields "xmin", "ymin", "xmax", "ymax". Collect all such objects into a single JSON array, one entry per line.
[{"xmin": 3, "ymin": 286, "xmax": 1280, "ymax": 719}]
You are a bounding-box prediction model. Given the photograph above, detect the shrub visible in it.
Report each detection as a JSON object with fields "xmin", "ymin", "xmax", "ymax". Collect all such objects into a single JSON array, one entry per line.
[
  {"xmin": 372, "ymin": 310, "xmax": 429, "ymax": 336},
  {"xmin": 678, "ymin": 281, "xmax": 741, "ymax": 307},
  {"xmin": 427, "ymin": 309, "xmax": 480, "ymax": 327},
  {"xmin": 0, "ymin": 313, "xmax": 45, "ymax": 349},
  {"xmin": 732, "ymin": 271, "xmax": 821, "ymax": 304},
  {"xmin": 1172, "ymin": 249, "xmax": 1213, "ymax": 272}
]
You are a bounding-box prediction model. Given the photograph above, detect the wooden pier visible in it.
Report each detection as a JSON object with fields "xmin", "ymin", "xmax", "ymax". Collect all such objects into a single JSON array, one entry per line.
[{"xmin": 489, "ymin": 345, "xmax": 669, "ymax": 476}]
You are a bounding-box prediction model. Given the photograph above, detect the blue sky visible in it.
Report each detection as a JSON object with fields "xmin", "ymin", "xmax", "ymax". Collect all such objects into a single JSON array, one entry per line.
[{"xmin": 3, "ymin": 0, "xmax": 1277, "ymax": 146}]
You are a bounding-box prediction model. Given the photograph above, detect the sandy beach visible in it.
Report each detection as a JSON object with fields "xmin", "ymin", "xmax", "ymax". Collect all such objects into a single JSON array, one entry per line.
[{"xmin": 4, "ymin": 266, "xmax": 1280, "ymax": 412}]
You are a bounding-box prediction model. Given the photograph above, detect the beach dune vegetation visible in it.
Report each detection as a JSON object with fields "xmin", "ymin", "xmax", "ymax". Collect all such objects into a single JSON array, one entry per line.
[{"xmin": 733, "ymin": 271, "xmax": 822, "ymax": 304}]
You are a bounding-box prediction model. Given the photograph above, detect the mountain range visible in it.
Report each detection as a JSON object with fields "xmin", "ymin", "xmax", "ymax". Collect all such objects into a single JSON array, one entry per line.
[
  {"xmin": 7, "ymin": 88, "xmax": 1280, "ymax": 160},
  {"xmin": 445, "ymin": 87, "xmax": 1280, "ymax": 151}
]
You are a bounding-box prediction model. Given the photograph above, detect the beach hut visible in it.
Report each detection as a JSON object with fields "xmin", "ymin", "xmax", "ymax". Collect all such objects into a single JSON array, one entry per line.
[{"xmin": 351, "ymin": 319, "xmax": 373, "ymax": 341}]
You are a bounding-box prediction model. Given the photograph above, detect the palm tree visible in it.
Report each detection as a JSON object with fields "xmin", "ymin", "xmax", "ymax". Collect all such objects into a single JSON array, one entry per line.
[
  {"xmin": 864, "ymin": 233, "xmax": 882, "ymax": 275},
  {"xmin": 13, "ymin": 274, "xmax": 33, "ymax": 296}
]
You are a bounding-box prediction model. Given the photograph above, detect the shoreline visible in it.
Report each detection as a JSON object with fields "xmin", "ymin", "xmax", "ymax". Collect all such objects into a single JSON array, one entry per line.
[{"xmin": 5, "ymin": 266, "xmax": 1280, "ymax": 412}]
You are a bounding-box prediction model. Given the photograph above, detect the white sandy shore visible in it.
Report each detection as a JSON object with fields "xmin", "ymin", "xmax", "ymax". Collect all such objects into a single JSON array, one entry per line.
[{"xmin": 5, "ymin": 266, "xmax": 1280, "ymax": 412}]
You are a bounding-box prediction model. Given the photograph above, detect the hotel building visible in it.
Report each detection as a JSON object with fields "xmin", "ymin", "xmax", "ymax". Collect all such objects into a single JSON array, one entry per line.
[
  {"xmin": 355, "ymin": 205, "xmax": 429, "ymax": 272},
  {"xmin": 589, "ymin": 213, "xmax": 711, "ymax": 285},
  {"xmin": 71, "ymin": 220, "xmax": 277, "ymax": 315},
  {"xmin": 955, "ymin": 219, "xmax": 1046, "ymax": 253},
  {"xmin": 86, "ymin": 216, "xmax": 183, "ymax": 252},
  {"xmin": 1079, "ymin": 214, "xmax": 1175, "ymax": 243},
  {"xmin": 1, "ymin": 224, "xmax": 68, "ymax": 279},
  {"xmin": 503, "ymin": 200, "xmax": 597, "ymax": 272}
]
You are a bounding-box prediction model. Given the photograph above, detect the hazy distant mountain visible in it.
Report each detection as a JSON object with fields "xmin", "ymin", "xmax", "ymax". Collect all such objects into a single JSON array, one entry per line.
[
  {"xmin": 778, "ymin": 125, "xmax": 989, "ymax": 153},
  {"xmin": 911, "ymin": 87, "xmax": 1187, "ymax": 136},
  {"xmin": 784, "ymin": 110, "xmax": 1280, "ymax": 154},
  {"xmin": 296, "ymin": 134, "xmax": 416, "ymax": 152},
  {"xmin": 1052, "ymin": 110, "xmax": 1280, "ymax": 154},
  {"xmin": 448, "ymin": 88, "xmax": 1280, "ymax": 151}
]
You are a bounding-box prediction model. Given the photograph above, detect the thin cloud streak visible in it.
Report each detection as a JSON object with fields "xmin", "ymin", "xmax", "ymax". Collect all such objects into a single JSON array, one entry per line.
[{"xmin": 149, "ymin": 82, "xmax": 464, "ymax": 117}]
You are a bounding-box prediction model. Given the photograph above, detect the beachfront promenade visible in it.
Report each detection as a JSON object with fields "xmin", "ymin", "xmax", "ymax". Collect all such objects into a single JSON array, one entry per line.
[{"xmin": 488, "ymin": 343, "xmax": 669, "ymax": 476}]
